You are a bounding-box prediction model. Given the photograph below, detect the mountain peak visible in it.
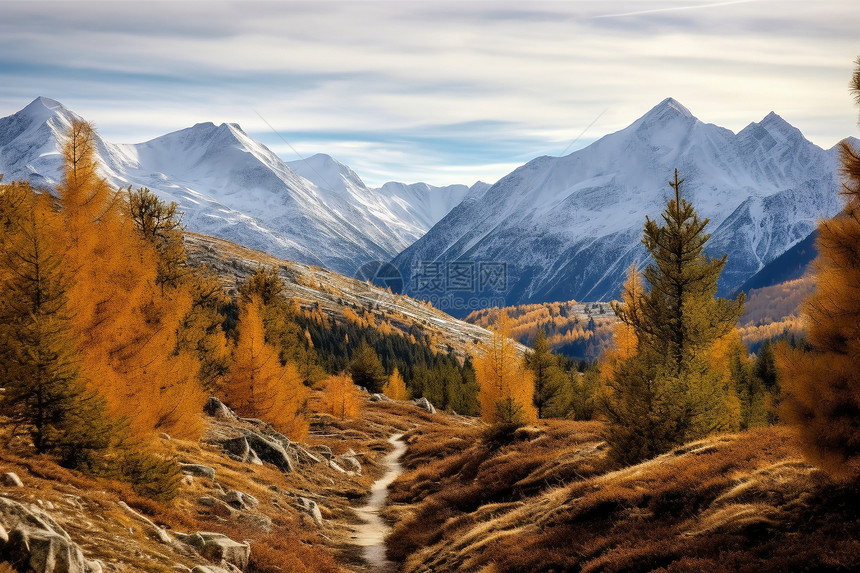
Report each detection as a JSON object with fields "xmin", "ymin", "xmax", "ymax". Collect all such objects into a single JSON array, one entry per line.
[
  {"xmin": 739, "ymin": 111, "xmax": 805, "ymax": 144},
  {"xmin": 759, "ymin": 111, "xmax": 795, "ymax": 133},
  {"xmin": 19, "ymin": 96, "xmax": 70, "ymax": 123},
  {"xmin": 644, "ymin": 97, "xmax": 695, "ymax": 121},
  {"xmin": 29, "ymin": 96, "xmax": 63, "ymax": 110}
]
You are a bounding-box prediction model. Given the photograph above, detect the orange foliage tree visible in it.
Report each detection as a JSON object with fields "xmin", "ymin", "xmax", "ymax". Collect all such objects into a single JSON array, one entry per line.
[
  {"xmin": 225, "ymin": 294, "xmax": 309, "ymax": 439},
  {"xmin": 474, "ymin": 311, "xmax": 536, "ymax": 426},
  {"xmin": 777, "ymin": 60, "xmax": 860, "ymax": 480},
  {"xmin": 58, "ymin": 120, "xmax": 204, "ymax": 440},
  {"xmin": 319, "ymin": 374, "xmax": 362, "ymax": 420},
  {"xmin": 0, "ymin": 181, "xmax": 116, "ymax": 463},
  {"xmin": 383, "ymin": 367, "xmax": 409, "ymax": 401}
]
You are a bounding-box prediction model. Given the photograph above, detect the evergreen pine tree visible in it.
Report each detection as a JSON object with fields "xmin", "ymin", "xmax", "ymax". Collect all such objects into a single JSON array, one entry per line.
[
  {"xmin": 524, "ymin": 329, "xmax": 566, "ymax": 418},
  {"xmin": 602, "ymin": 170, "xmax": 744, "ymax": 465},
  {"xmin": 349, "ymin": 340, "xmax": 387, "ymax": 393}
]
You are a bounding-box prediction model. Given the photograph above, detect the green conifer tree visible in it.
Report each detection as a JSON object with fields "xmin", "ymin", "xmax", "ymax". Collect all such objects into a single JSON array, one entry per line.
[
  {"xmin": 349, "ymin": 339, "xmax": 387, "ymax": 393},
  {"xmin": 602, "ymin": 170, "xmax": 744, "ymax": 465},
  {"xmin": 524, "ymin": 329, "xmax": 566, "ymax": 418}
]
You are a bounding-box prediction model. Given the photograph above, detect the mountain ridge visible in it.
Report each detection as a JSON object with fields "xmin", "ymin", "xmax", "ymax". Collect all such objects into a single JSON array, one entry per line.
[
  {"xmin": 0, "ymin": 97, "xmax": 479, "ymax": 277},
  {"xmin": 391, "ymin": 98, "xmax": 846, "ymax": 315}
]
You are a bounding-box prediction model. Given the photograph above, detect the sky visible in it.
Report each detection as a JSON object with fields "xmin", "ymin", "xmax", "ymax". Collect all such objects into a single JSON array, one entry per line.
[{"xmin": 0, "ymin": 0, "xmax": 858, "ymax": 187}]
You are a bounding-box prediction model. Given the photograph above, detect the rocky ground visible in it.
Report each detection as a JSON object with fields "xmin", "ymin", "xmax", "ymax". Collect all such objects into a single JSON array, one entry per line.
[{"xmin": 0, "ymin": 392, "xmax": 468, "ymax": 573}]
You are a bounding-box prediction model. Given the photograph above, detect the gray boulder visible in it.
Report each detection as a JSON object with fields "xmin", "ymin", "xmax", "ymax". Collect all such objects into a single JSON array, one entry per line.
[
  {"xmin": 298, "ymin": 497, "xmax": 323, "ymax": 527},
  {"xmin": 2, "ymin": 472, "xmax": 23, "ymax": 487},
  {"xmin": 339, "ymin": 455, "xmax": 362, "ymax": 475},
  {"xmin": 308, "ymin": 445, "xmax": 333, "ymax": 460},
  {"xmin": 198, "ymin": 496, "xmax": 217, "ymax": 507},
  {"xmin": 370, "ymin": 393, "xmax": 392, "ymax": 402},
  {"xmin": 292, "ymin": 445, "xmax": 322, "ymax": 465},
  {"xmin": 178, "ymin": 532, "xmax": 250, "ymax": 570},
  {"xmin": 203, "ymin": 397, "xmax": 235, "ymax": 419},
  {"xmin": 221, "ymin": 490, "xmax": 259, "ymax": 511},
  {"xmin": 0, "ymin": 496, "xmax": 102, "ymax": 573},
  {"xmin": 222, "ymin": 437, "xmax": 262, "ymax": 465},
  {"xmin": 239, "ymin": 431, "xmax": 294, "ymax": 472},
  {"xmin": 180, "ymin": 464, "xmax": 216, "ymax": 479},
  {"xmin": 413, "ymin": 397, "xmax": 437, "ymax": 414}
]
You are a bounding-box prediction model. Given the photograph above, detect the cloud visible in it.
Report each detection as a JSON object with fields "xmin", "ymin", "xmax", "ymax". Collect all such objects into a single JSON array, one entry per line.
[{"xmin": 1, "ymin": 0, "xmax": 858, "ymax": 186}]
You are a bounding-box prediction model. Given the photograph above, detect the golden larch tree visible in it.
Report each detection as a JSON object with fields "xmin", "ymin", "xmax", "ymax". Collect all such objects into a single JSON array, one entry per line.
[
  {"xmin": 383, "ymin": 367, "xmax": 409, "ymax": 401},
  {"xmin": 57, "ymin": 120, "xmax": 204, "ymax": 440},
  {"xmin": 474, "ymin": 311, "xmax": 536, "ymax": 426},
  {"xmin": 319, "ymin": 374, "xmax": 362, "ymax": 420},
  {"xmin": 0, "ymin": 183, "xmax": 117, "ymax": 464},
  {"xmin": 777, "ymin": 59, "xmax": 860, "ymax": 480},
  {"xmin": 225, "ymin": 294, "xmax": 309, "ymax": 439}
]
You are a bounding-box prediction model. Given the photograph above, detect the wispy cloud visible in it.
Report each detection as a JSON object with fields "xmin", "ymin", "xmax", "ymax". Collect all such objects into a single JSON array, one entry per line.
[
  {"xmin": 594, "ymin": 0, "xmax": 762, "ymax": 19},
  {"xmin": 0, "ymin": 1, "xmax": 857, "ymax": 186}
]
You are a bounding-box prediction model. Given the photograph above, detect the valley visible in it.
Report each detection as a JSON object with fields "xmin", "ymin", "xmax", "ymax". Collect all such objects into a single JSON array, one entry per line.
[{"xmin": 1, "ymin": 79, "xmax": 859, "ymax": 573}]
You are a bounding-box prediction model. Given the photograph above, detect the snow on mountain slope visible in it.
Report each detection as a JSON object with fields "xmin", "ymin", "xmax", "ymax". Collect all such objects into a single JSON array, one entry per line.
[
  {"xmin": 0, "ymin": 98, "xmax": 473, "ymax": 276},
  {"xmin": 287, "ymin": 153, "xmax": 487, "ymax": 243},
  {"xmin": 392, "ymin": 98, "xmax": 846, "ymax": 316}
]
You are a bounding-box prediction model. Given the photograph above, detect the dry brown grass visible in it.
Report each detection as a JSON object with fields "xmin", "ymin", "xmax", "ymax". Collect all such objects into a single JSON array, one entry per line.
[
  {"xmin": 388, "ymin": 425, "xmax": 860, "ymax": 573},
  {"xmin": 386, "ymin": 419, "xmax": 604, "ymax": 564}
]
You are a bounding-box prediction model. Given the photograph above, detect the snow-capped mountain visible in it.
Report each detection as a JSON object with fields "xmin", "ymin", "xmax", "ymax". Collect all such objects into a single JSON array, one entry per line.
[
  {"xmin": 0, "ymin": 97, "xmax": 476, "ymax": 276},
  {"xmin": 392, "ymin": 98, "xmax": 850, "ymax": 315},
  {"xmin": 285, "ymin": 153, "xmax": 488, "ymax": 246}
]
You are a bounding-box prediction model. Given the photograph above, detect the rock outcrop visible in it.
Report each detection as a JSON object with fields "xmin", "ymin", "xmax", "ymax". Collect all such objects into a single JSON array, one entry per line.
[
  {"xmin": 203, "ymin": 397, "xmax": 236, "ymax": 420},
  {"xmin": 0, "ymin": 496, "xmax": 104, "ymax": 573},
  {"xmin": 177, "ymin": 532, "xmax": 250, "ymax": 571},
  {"xmin": 413, "ymin": 397, "xmax": 437, "ymax": 414}
]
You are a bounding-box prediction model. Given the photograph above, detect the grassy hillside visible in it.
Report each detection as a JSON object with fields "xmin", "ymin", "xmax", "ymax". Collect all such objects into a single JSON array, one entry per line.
[
  {"xmin": 386, "ymin": 420, "xmax": 859, "ymax": 572},
  {"xmin": 185, "ymin": 232, "xmax": 526, "ymax": 362}
]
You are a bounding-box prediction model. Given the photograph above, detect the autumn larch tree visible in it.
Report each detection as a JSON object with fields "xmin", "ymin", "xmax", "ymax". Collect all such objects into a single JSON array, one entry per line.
[
  {"xmin": 602, "ymin": 171, "xmax": 744, "ymax": 466},
  {"xmin": 58, "ymin": 120, "xmax": 204, "ymax": 440},
  {"xmin": 239, "ymin": 266, "xmax": 326, "ymax": 384},
  {"xmin": 383, "ymin": 367, "xmax": 409, "ymax": 401},
  {"xmin": 0, "ymin": 182, "xmax": 117, "ymax": 467},
  {"xmin": 777, "ymin": 59, "xmax": 860, "ymax": 480},
  {"xmin": 126, "ymin": 186, "xmax": 188, "ymax": 290},
  {"xmin": 474, "ymin": 311, "xmax": 536, "ymax": 427},
  {"xmin": 127, "ymin": 187, "xmax": 231, "ymax": 394},
  {"xmin": 225, "ymin": 294, "xmax": 309, "ymax": 439},
  {"xmin": 319, "ymin": 374, "xmax": 362, "ymax": 420}
]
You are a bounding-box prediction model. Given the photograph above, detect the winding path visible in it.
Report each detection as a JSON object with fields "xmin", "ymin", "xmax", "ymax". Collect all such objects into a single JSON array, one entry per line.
[{"xmin": 352, "ymin": 433, "xmax": 406, "ymax": 571}]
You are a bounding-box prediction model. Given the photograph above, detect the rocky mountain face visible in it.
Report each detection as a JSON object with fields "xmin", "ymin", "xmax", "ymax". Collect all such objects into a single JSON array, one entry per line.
[
  {"xmin": 391, "ymin": 98, "xmax": 851, "ymax": 316},
  {"xmin": 0, "ymin": 97, "xmax": 478, "ymax": 278}
]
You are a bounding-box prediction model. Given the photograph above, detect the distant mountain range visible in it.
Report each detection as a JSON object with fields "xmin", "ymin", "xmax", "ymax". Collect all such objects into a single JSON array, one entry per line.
[
  {"xmin": 1, "ymin": 97, "xmax": 851, "ymax": 315},
  {"xmin": 393, "ymin": 98, "xmax": 854, "ymax": 315},
  {"xmin": 0, "ymin": 97, "xmax": 486, "ymax": 276}
]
